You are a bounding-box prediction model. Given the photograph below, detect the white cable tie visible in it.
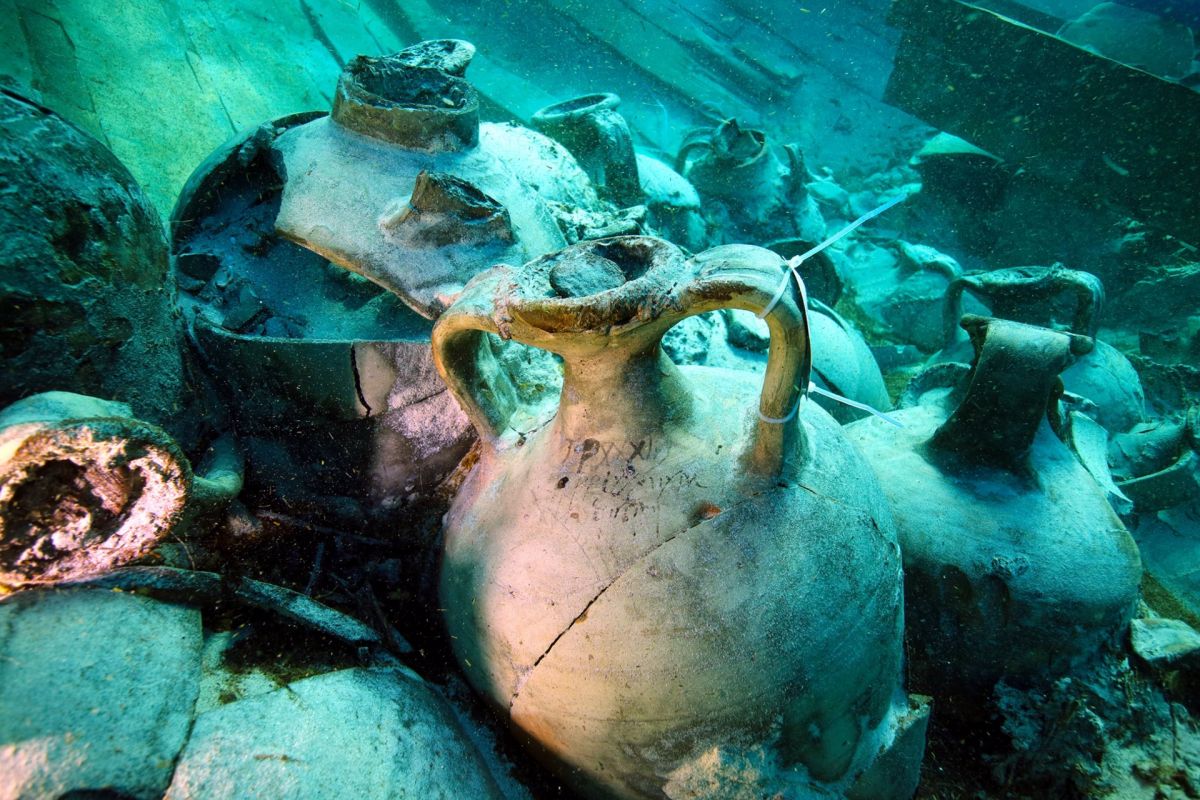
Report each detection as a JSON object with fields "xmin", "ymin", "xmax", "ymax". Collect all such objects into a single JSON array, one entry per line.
[
  {"xmin": 754, "ymin": 193, "xmax": 908, "ymax": 425},
  {"xmin": 758, "ymin": 269, "xmax": 794, "ymax": 320},
  {"xmin": 756, "ymin": 193, "xmax": 905, "ymax": 320},
  {"xmin": 791, "ymin": 193, "xmax": 906, "ymax": 264},
  {"xmin": 808, "ymin": 383, "xmax": 904, "ymax": 428},
  {"xmin": 758, "ymin": 256, "xmax": 811, "ymax": 320},
  {"xmin": 791, "ymin": 260, "xmax": 809, "ymax": 310},
  {"xmin": 757, "ymin": 390, "xmax": 804, "ymax": 424}
]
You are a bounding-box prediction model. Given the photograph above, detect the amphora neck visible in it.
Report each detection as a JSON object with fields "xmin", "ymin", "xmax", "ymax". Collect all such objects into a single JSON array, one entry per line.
[
  {"xmin": 330, "ymin": 42, "xmax": 480, "ymax": 151},
  {"xmin": 554, "ymin": 339, "xmax": 691, "ymax": 446},
  {"xmin": 432, "ymin": 236, "xmax": 811, "ymax": 478}
]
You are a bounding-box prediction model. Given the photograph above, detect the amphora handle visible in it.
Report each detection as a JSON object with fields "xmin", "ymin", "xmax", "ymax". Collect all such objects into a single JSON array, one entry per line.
[
  {"xmin": 942, "ymin": 266, "xmax": 1103, "ymax": 355},
  {"xmin": 680, "ymin": 245, "xmax": 811, "ymax": 474},
  {"xmin": 429, "ymin": 268, "xmax": 522, "ymax": 445},
  {"xmin": 930, "ymin": 315, "xmax": 1074, "ymax": 470},
  {"xmin": 432, "ymin": 242, "xmax": 810, "ymax": 475}
]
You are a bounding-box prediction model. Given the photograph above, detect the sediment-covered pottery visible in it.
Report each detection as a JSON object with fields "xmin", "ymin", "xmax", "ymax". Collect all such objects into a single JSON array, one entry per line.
[
  {"xmin": 532, "ymin": 93, "xmax": 643, "ymax": 208},
  {"xmin": 846, "ymin": 316, "xmax": 1143, "ymax": 700},
  {"xmin": 434, "ymin": 235, "xmax": 926, "ymax": 798},
  {"xmin": 0, "ymin": 393, "xmax": 190, "ymax": 587}
]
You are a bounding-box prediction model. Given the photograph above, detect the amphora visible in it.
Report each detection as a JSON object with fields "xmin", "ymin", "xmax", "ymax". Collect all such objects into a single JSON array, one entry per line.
[
  {"xmin": 433, "ymin": 236, "xmax": 927, "ymax": 799},
  {"xmin": 847, "ymin": 316, "xmax": 1142, "ymax": 703},
  {"xmin": 937, "ymin": 265, "xmax": 1145, "ymax": 432}
]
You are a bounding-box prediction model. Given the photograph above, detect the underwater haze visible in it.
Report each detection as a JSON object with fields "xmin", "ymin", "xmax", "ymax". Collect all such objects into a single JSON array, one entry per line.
[{"xmin": 1, "ymin": 1, "xmax": 1199, "ymax": 798}]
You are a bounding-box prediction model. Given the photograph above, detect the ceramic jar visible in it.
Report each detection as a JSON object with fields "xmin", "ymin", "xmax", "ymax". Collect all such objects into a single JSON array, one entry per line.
[
  {"xmin": 266, "ymin": 39, "xmax": 592, "ymax": 317},
  {"xmin": 433, "ymin": 235, "xmax": 927, "ymax": 798},
  {"xmin": 676, "ymin": 118, "xmax": 825, "ymax": 247},
  {"xmin": 0, "ymin": 90, "xmax": 188, "ymax": 436},
  {"xmin": 532, "ymin": 93, "xmax": 708, "ymax": 250},
  {"xmin": 846, "ymin": 316, "xmax": 1143, "ymax": 701},
  {"xmin": 171, "ymin": 40, "xmax": 589, "ymax": 522},
  {"xmin": 532, "ymin": 93, "xmax": 643, "ymax": 207},
  {"xmin": 937, "ymin": 265, "xmax": 1145, "ymax": 432},
  {"xmin": 1110, "ymin": 407, "xmax": 1200, "ymax": 511}
]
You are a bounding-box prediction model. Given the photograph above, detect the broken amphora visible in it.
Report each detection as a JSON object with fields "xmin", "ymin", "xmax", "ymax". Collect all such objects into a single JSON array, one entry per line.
[
  {"xmin": 270, "ymin": 39, "xmax": 594, "ymax": 317},
  {"xmin": 433, "ymin": 235, "xmax": 927, "ymax": 799},
  {"xmin": 0, "ymin": 393, "xmax": 224, "ymax": 588},
  {"xmin": 171, "ymin": 40, "xmax": 588, "ymax": 523}
]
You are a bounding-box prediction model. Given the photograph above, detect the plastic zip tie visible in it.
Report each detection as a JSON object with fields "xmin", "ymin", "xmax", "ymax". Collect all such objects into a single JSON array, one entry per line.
[
  {"xmin": 754, "ymin": 193, "xmax": 908, "ymax": 426},
  {"xmin": 808, "ymin": 383, "xmax": 904, "ymax": 428},
  {"xmin": 757, "ymin": 193, "xmax": 906, "ymax": 320},
  {"xmin": 759, "ymin": 383, "xmax": 903, "ymax": 427},
  {"xmin": 759, "ymin": 267, "xmax": 794, "ymax": 321},
  {"xmin": 757, "ymin": 391, "xmax": 804, "ymax": 424}
]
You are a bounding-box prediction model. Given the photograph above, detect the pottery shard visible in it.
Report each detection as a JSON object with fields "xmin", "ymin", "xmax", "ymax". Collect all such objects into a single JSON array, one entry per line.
[
  {"xmin": 165, "ymin": 667, "xmax": 505, "ymax": 800},
  {"xmin": 0, "ymin": 588, "xmax": 202, "ymax": 800},
  {"xmin": 1131, "ymin": 617, "xmax": 1200, "ymax": 671},
  {"xmin": 0, "ymin": 392, "xmax": 191, "ymax": 587},
  {"xmin": 380, "ymin": 170, "xmax": 514, "ymax": 248}
]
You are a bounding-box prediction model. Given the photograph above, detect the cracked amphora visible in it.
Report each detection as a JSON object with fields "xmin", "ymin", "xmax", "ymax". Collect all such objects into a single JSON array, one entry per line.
[{"xmin": 433, "ymin": 236, "xmax": 927, "ymax": 799}]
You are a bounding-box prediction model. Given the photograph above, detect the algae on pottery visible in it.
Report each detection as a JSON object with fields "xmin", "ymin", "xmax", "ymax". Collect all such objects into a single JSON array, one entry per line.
[
  {"xmin": 434, "ymin": 235, "xmax": 926, "ymax": 799},
  {"xmin": 532, "ymin": 93, "xmax": 643, "ymax": 208},
  {"xmin": 0, "ymin": 90, "xmax": 188, "ymax": 436}
]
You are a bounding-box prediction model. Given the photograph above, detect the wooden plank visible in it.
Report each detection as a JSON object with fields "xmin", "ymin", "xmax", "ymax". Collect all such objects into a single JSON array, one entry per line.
[
  {"xmin": 13, "ymin": 0, "xmax": 104, "ymax": 137},
  {"xmin": 538, "ymin": 0, "xmax": 755, "ymax": 119},
  {"xmin": 62, "ymin": 0, "xmax": 248, "ymax": 213},
  {"xmin": 391, "ymin": 0, "xmax": 558, "ymax": 121},
  {"xmin": 722, "ymin": 0, "xmax": 900, "ymax": 96},
  {"xmin": 971, "ymin": 0, "xmax": 1065, "ymax": 29},
  {"xmin": 886, "ymin": 0, "xmax": 1200, "ymax": 244},
  {"xmin": 3, "ymin": 0, "xmax": 414, "ymax": 215},
  {"xmin": 668, "ymin": 0, "xmax": 804, "ymax": 85},
  {"xmin": 613, "ymin": 0, "xmax": 784, "ymax": 99}
]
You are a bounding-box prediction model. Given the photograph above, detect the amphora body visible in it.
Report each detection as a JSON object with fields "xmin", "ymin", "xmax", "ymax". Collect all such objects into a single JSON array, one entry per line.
[{"xmin": 433, "ymin": 236, "xmax": 927, "ymax": 799}]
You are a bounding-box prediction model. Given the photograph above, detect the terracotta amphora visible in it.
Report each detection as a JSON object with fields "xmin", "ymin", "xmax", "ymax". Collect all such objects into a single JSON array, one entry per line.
[
  {"xmin": 847, "ymin": 316, "xmax": 1143, "ymax": 705},
  {"xmin": 433, "ymin": 236, "xmax": 928, "ymax": 799}
]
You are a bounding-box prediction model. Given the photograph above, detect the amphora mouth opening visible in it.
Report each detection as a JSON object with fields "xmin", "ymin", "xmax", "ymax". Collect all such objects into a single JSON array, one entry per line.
[
  {"xmin": 508, "ymin": 237, "xmax": 688, "ymax": 339},
  {"xmin": 331, "ymin": 47, "xmax": 480, "ymax": 150}
]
